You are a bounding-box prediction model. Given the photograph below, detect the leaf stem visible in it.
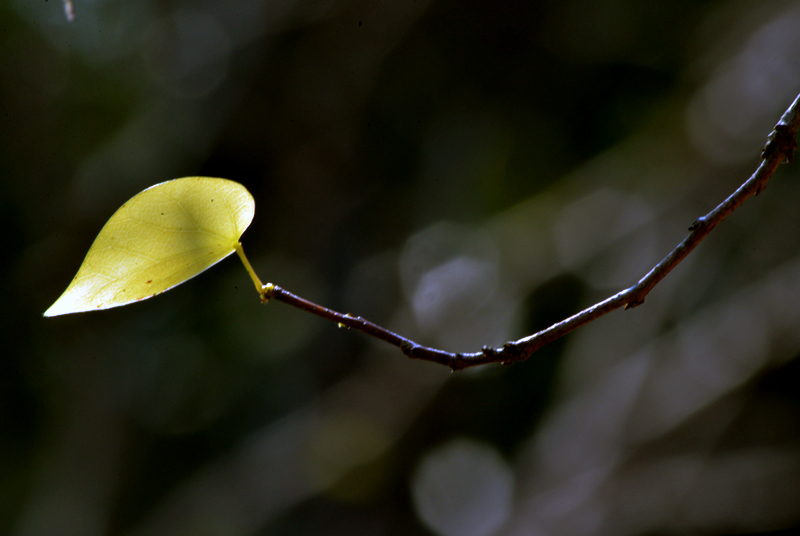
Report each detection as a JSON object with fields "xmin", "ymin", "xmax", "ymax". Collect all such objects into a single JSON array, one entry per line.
[{"xmin": 234, "ymin": 242, "xmax": 267, "ymax": 299}]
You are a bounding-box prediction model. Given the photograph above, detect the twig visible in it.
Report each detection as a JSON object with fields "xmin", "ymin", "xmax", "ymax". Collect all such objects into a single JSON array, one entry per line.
[{"xmin": 260, "ymin": 92, "xmax": 800, "ymax": 370}]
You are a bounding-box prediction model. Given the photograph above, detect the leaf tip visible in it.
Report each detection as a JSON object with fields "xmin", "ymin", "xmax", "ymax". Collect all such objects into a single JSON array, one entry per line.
[
  {"xmin": 43, "ymin": 303, "xmax": 65, "ymax": 317},
  {"xmin": 43, "ymin": 294, "xmax": 77, "ymax": 317}
]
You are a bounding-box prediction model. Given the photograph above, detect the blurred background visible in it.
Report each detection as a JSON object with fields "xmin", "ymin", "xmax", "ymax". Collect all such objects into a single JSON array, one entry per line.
[{"xmin": 3, "ymin": 0, "xmax": 800, "ymax": 535}]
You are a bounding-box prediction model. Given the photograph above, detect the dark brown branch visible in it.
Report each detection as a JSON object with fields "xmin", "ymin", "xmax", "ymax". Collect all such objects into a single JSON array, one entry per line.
[{"xmin": 264, "ymin": 91, "xmax": 800, "ymax": 371}]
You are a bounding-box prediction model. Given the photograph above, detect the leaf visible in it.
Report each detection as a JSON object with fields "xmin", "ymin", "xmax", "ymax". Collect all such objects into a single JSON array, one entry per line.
[{"xmin": 44, "ymin": 177, "xmax": 255, "ymax": 316}]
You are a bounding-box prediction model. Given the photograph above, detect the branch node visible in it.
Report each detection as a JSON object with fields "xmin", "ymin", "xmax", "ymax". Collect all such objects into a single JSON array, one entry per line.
[
  {"xmin": 495, "ymin": 342, "xmax": 528, "ymax": 366},
  {"xmin": 260, "ymin": 283, "xmax": 276, "ymax": 304},
  {"xmin": 481, "ymin": 345, "xmax": 499, "ymax": 357},
  {"xmin": 762, "ymin": 123, "xmax": 798, "ymax": 163},
  {"xmin": 401, "ymin": 341, "xmax": 416, "ymax": 357},
  {"xmin": 626, "ymin": 296, "xmax": 647, "ymax": 309}
]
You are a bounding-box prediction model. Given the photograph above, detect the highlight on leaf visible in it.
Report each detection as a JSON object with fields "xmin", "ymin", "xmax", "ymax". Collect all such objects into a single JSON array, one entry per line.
[{"xmin": 44, "ymin": 177, "xmax": 255, "ymax": 317}]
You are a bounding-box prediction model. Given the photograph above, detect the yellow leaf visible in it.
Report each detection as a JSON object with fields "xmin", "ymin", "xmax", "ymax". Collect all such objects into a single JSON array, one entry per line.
[{"xmin": 44, "ymin": 177, "xmax": 255, "ymax": 316}]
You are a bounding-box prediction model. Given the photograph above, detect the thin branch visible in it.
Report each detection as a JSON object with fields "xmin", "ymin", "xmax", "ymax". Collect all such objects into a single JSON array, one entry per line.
[{"xmin": 261, "ymin": 91, "xmax": 800, "ymax": 371}]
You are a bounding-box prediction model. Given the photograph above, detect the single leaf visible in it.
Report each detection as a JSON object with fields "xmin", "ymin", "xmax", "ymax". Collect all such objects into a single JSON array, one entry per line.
[{"xmin": 44, "ymin": 177, "xmax": 255, "ymax": 316}]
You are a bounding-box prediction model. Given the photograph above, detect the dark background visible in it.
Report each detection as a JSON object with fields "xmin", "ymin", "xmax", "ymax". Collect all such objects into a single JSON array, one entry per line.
[{"xmin": 3, "ymin": 1, "xmax": 800, "ymax": 535}]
